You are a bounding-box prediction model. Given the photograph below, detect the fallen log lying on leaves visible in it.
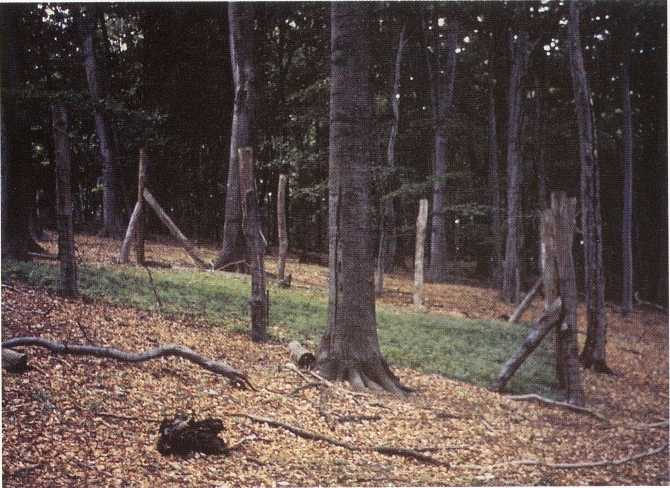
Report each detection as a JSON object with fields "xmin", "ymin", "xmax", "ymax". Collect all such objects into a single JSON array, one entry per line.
[
  {"xmin": 157, "ymin": 414, "xmax": 228, "ymax": 456},
  {"xmin": 1, "ymin": 336, "xmax": 253, "ymax": 389},
  {"xmin": 2, "ymin": 348, "xmax": 28, "ymax": 372},
  {"xmin": 288, "ymin": 341, "xmax": 315, "ymax": 369}
]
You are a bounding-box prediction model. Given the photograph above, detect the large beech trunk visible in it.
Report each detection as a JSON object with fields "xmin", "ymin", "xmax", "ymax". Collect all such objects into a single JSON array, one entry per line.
[
  {"xmin": 79, "ymin": 5, "xmax": 123, "ymax": 237},
  {"xmin": 428, "ymin": 17, "xmax": 458, "ymax": 283},
  {"xmin": 567, "ymin": 3, "xmax": 609, "ymax": 372},
  {"xmin": 52, "ymin": 103, "xmax": 79, "ymax": 298},
  {"xmin": 316, "ymin": 3, "xmax": 408, "ymax": 395},
  {"xmin": 214, "ymin": 3, "xmax": 256, "ymax": 270},
  {"xmin": 502, "ymin": 29, "xmax": 530, "ymax": 304}
]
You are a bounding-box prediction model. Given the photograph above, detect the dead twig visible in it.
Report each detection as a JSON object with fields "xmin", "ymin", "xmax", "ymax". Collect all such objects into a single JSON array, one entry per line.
[
  {"xmin": 227, "ymin": 412, "xmax": 446, "ymax": 466},
  {"xmin": 506, "ymin": 394, "xmax": 609, "ymax": 423}
]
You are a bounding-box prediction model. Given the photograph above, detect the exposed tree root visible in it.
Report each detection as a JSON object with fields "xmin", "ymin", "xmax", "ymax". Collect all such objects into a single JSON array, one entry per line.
[
  {"xmin": 316, "ymin": 358, "xmax": 413, "ymax": 396},
  {"xmin": 506, "ymin": 394, "xmax": 609, "ymax": 423},
  {"xmin": 2, "ymin": 336, "xmax": 253, "ymax": 389},
  {"xmin": 228, "ymin": 412, "xmax": 446, "ymax": 466},
  {"xmin": 460, "ymin": 443, "xmax": 668, "ymax": 471}
]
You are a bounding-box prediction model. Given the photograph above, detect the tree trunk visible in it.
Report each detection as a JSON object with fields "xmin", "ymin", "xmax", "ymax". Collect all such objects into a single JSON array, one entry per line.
[
  {"xmin": 376, "ymin": 23, "xmax": 407, "ymax": 294},
  {"xmin": 621, "ymin": 21, "xmax": 634, "ymax": 315},
  {"xmin": 567, "ymin": 3, "xmax": 609, "ymax": 373},
  {"xmin": 276, "ymin": 174, "xmax": 289, "ymax": 281},
  {"xmin": 52, "ymin": 103, "xmax": 79, "ymax": 298},
  {"xmin": 429, "ymin": 17, "xmax": 458, "ymax": 283},
  {"xmin": 119, "ymin": 201, "xmax": 141, "ymax": 264},
  {"xmin": 79, "ymin": 5, "xmax": 123, "ymax": 237},
  {"xmin": 1, "ymin": 4, "xmax": 43, "ymax": 260},
  {"xmin": 316, "ymin": 3, "xmax": 408, "ymax": 395},
  {"xmin": 488, "ymin": 79, "xmax": 503, "ymax": 287},
  {"xmin": 413, "ymin": 199, "xmax": 429, "ymax": 307},
  {"xmin": 214, "ymin": 3, "xmax": 256, "ymax": 270},
  {"xmin": 136, "ymin": 148, "xmax": 147, "ymax": 264},
  {"xmin": 238, "ymin": 147, "xmax": 267, "ymax": 342},
  {"xmin": 502, "ymin": 29, "xmax": 530, "ymax": 304}
]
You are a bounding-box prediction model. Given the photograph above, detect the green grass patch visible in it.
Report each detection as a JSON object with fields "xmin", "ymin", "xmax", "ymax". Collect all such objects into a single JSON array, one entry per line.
[{"xmin": 2, "ymin": 259, "xmax": 556, "ymax": 396}]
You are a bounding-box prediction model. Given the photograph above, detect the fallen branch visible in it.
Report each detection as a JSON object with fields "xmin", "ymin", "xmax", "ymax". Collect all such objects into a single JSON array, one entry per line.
[
  {"xmin": 27, "ymin": 252, "xmax": 59, "ymax": 261},
  {"xmin": 506, "ymin": 394, "xmax": 608, "ymax": 422},
  {"xmin": 229, "ymin": 412, "xmax": 445, "ymax": 466},
  {"xmin": 2, "ymin": 336, "xmax": 252, "ymax": 389},
  {"xmin": 460, "ymin": 443, "xmax": 667, "ymax": 470},
  {"xmin": 509, "ymin": 277, "xmax": 542, "ymax": 323}
]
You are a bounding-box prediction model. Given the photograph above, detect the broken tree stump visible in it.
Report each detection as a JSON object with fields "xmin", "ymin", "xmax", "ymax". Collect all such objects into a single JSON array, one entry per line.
[
  {"xmin": 157, "ymin": 414, "xmax": 228, "ymax": 456},
  {"xmin": 142, "ymin": 189, "xmax": 208, "ymax": 269},
  {"xmin": 288, "ymin": 341, "xmax": 315, "ymax": 369}
]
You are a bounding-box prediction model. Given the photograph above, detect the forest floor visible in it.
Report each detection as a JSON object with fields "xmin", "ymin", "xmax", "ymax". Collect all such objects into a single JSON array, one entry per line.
[{"xmin": 2, "ymin": 233, "xmax": 668, "ymax": 486}]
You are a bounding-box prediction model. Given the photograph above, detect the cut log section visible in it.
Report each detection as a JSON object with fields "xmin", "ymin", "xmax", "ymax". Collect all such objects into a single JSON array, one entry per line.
[
  {"xmin": 2, "ymin": 348, "xmax": 28, "ymax": 372},
  {"xmin": 288, "ymin": 341, "xmax": 315, "ymax": 369}
]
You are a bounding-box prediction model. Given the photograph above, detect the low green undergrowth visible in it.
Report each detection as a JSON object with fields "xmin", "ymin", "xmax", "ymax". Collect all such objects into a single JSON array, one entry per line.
[{"xmin": 2, "ymin": 259, "xmax": 556, "ymax": 396}]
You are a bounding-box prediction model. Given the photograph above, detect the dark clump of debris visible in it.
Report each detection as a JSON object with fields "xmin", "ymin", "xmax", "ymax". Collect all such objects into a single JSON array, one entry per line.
[{"xmin": 157, "ymin": 414, "xmax": 228, "ymax": 456}]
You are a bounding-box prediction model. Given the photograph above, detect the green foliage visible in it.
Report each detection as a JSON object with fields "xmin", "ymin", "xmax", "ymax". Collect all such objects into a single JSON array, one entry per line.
[{"xmin": 3, "ymin": 259, "xmax": 556, "ymax": 396}]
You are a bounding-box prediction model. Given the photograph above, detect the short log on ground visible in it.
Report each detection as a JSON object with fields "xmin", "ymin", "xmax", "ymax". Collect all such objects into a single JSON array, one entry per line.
[
  {"xmin": 2, "ymin": 348, "xmax": 28, "ymax": 372},
  {"xmin": 288, "ymin": 341, "xmax": 315, "ymax": 369}
]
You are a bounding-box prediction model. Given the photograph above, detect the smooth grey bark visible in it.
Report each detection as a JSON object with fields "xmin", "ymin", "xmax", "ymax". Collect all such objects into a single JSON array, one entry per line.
[
  {"xmin": 428, "ymin": 16, "xmax": 458, "ymax": 283},
  {"xmin": 567, "ymin": 3, "xmax": 609, "ymax": 373},
  {"xmin": 317, "ymin": 3, "xmax": 408, "ymax": 395},
  {"xmin": 135, "ymin": 148, "xmax": 147, "ymax": 264},
  {"xmin": 502, "ymin": 29, "xmax": 530, "ymax": 304},
  {"xmin": 52, "ymin": 103, "xmax": 79, "ymax": 298},
  {"xmin": 621, "ymin": 21, "xmax": 634, "ymax": 315},
  {"xmin": 413, "ymin": 199, "xmax": 429, "ymax": 307},
  {"xmin": 214, "ymin": 3, "xmax": 257, "ymax": 270},
  {"xmin": 375, "ymin": 23, "xmax": 407, "ymax": 295},
  {"xmin": 79, "ymin": 5, "xmax": 123, "ymax": 237}
]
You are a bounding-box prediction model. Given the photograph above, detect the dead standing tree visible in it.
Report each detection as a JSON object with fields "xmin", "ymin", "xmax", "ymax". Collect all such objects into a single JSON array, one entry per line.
[
  {"xmin": 492, "ymin": 192, "xmax": 585, "ymax": 407},
  {"xmin": 239, "ymin": 147, "xmax": 268, "ymax": 342},
  {"xmin": 52, "ymin": 102, "xmax": 78, "ymax": 298}
]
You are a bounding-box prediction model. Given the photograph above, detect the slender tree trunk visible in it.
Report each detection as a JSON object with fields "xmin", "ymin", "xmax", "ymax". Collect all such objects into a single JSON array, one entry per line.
[
  {"xmin": 276, "ymin": 174, "xmax": 289, "ymax": 281},
  {"xmin": 621, "ymin": 22, "xmax": 634, "ymax": 315},
  {"xmin": 135, "ymin": 148, "xmax": 147, "ymax": 264},
  {"xmin": 317, "ymin": 3, "xmax": 408, "ymax": 395},
  {"xmin": 376, "ymin": 23, "xmax": 407, "ymax": 294},
  {"xmin": 52, "ymin": 103, "xmax": 79, "ymax": 298},
  {"xmin": 213, "ymin": 3, "xmax": 256, "ymax": 270},
  {"xmin": 567, "ymin": 3, "xmax": 609, "ymax": 373},
  {"xmin": 238, "ymin": 147, "xmax": 267, "ymax": 342},
  {"xmin": 534, "ymin": 74, "xmax": 548, "ymax": 210},
  {"xmin": 413, "ymin": 199, "xmax": 429, "ymax": 307},
  {"xmin": 488, "ymin": 79, "xmax": 503, "ymax": 287},
  {"xmin": 502, "ymin": 30, "xmax": 530, "ymax": 304},
  {"xmin": 79, "ymin": 5, "xmax": 123, "ymax": 237},
  {"xmin": 429, "ymin": 17, "xmax": 458, "ymax": 283}
]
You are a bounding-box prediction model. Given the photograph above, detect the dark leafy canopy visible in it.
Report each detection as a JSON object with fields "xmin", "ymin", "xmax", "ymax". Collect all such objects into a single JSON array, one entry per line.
[{"xmin": 3, "ymin": 1, "xmax": 666, "ymax": 304}]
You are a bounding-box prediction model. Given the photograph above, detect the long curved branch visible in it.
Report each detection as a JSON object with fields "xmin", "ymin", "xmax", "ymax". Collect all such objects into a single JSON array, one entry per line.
[{"xmin": 2, "ymin": 336, "xmax": 253, "ymax": 389}]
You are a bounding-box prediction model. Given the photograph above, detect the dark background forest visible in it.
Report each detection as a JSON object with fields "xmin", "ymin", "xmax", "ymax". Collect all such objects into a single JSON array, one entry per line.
[{"xmin": 2, "ymin": 1, "xmax": 667, "ymax": 305}]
